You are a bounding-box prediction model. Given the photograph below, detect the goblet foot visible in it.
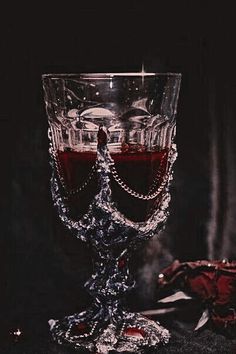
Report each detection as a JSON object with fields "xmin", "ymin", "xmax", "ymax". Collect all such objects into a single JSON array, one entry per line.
[{"xmin": 48, "ymin": 309, "xmax": 170, "ymax": 353}]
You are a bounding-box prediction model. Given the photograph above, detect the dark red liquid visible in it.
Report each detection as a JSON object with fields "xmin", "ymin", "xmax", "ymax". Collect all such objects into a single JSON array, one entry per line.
[{"xmin": 57, "ymin": 149, "xmax": 168, "ymax": 222}]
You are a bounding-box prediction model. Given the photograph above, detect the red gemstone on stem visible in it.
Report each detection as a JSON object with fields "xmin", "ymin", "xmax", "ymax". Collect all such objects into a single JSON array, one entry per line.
[
  {"xmin": 70, "ymin": 322, "xmax": 90, "ymax": 336},
  {"xmin": 123, "ymin": 327, "xmax": 146, "ymax": 338},
  {"xmin": 118, "ymin": 259, "xmax": 126, "ymax": 268}
]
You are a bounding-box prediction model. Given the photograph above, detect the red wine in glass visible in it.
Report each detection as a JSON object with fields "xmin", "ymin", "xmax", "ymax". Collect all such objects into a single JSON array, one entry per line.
[{"xmin": 57, "ymin": 148, "xmax": 168, "ymax": 222}]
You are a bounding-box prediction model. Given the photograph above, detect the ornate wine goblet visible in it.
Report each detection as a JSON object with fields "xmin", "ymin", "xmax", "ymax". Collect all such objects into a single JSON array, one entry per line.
[{"xmin": 42, "ymin": 72, "xmax": 181, "ymax": 353}]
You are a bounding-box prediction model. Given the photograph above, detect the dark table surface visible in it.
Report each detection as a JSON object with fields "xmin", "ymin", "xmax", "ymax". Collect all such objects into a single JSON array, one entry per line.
[{"xmin": 2, "ymin": 317, "xmax": 236, "ymax": 354}]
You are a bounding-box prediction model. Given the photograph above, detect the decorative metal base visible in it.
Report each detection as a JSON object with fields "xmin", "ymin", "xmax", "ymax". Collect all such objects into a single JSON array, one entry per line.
[{"xmin": 49, "ymin": 308, "xmax": 170, "ymax": 353}]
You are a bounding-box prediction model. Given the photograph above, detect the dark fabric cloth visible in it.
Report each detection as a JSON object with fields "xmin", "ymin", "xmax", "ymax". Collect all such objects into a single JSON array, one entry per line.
[{"xmin": 2, "ymin": 319, "xmax": 236, "ymax": 354}]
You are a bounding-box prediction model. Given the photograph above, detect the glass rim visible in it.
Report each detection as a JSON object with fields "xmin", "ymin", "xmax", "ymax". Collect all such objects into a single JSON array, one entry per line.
[{"xmin": 42, "ymin": 72, "xmax": 182, "ymax": 80}]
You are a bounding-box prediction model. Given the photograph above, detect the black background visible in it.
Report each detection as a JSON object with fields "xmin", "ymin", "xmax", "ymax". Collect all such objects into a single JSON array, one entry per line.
[{"xmin": 1, "ymin": 3, "xmax": 236, "ymax": 353}]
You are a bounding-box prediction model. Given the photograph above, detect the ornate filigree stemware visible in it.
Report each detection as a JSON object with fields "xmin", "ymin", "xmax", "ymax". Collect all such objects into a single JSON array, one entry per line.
[{"xmin": 42, "ymin": 72, "xmax": 181, "ymax": 353}]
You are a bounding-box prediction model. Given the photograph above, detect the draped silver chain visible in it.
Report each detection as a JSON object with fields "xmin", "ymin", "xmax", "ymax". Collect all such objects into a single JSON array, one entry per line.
[{"xmin": 110, "ymin": 151, "xmax": 168, "ymax": 200}]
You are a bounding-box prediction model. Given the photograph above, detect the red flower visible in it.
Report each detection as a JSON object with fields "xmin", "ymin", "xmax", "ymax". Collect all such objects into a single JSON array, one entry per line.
[{"xmin": 157, "ymin": 260, "xmax": 236, "ymax": 333}]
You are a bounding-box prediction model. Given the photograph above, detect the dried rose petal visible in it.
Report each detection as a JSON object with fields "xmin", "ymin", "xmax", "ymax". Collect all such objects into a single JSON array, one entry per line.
[{"xmin": 157, "ymin": 260, "xmax": 236, "ymax": 331}]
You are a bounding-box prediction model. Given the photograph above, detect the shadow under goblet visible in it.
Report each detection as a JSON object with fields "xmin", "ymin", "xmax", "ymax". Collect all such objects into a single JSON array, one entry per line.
[{"xmin": 42, "ymin": 72, "xmax": 181, "ymax": 353}]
